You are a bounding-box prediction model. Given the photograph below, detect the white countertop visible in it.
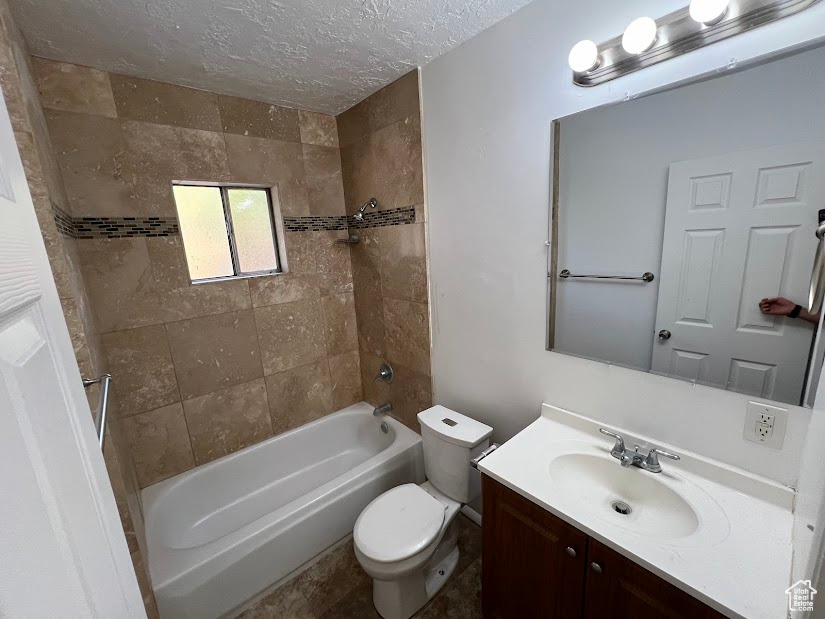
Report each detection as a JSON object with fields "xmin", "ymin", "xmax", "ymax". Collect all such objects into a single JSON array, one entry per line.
[{"xmin": 478, "ymin": 404, "xmax": 794, "ymax": 619}]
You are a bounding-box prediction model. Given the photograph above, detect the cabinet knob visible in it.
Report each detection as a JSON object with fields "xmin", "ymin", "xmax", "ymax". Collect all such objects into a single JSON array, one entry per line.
[
  {"xmin": 565, "ymin": 546, "xmax": 576, "ymax": 558},
  {"xmin": 590, "ymin": 562, "xmax": 603, "ymax": 574}
]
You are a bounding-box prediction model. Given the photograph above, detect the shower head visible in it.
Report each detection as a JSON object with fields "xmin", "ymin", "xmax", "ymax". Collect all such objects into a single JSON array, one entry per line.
[{"xmin": 353, "ymin": 198, "xmax": 377, "ymax": 222}]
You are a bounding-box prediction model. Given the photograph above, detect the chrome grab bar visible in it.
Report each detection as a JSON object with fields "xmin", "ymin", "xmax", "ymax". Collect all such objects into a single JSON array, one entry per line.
[
  {"xmin": 82, "ymin": 374, "xmax": 111, "ymax": 451},
  {"xmin": 558, "ymin": 269, "xmax": 655, "ymax": 283},
  {"xmin": 809, "ymin": 222, "xmax": 825, "ymax": 313}
]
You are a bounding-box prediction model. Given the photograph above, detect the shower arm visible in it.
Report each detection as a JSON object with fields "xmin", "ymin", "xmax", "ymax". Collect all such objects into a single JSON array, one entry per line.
[{"xmin": 353, "ymin": 198, "xmax": 378, "ymax": 221}]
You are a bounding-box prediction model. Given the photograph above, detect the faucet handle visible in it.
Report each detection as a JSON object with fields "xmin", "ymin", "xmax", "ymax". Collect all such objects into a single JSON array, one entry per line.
[
  {"xmin": 644, "ymin": 448, "xmax": 680, "ymax": 472},
  {"xmin": 599, "ymin": 428, "xmax": 626, "ymax": 455},
  {"xmin": 373, "ymin": 362, "xmax": 393, "ymax": 384}
]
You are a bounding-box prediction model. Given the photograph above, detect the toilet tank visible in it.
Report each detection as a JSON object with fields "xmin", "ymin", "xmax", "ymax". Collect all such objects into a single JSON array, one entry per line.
[{"xmin": 417, "ymin": 406, "xmax": 493, "ymax": 503}]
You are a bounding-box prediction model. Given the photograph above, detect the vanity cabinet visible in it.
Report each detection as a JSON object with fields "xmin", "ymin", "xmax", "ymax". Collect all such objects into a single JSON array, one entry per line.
[{"xmin": 482, "ymin": 476, "xmax": 724, "ymax": 619}]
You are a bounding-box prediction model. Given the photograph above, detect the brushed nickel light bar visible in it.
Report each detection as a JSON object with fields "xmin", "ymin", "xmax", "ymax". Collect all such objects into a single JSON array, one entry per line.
[{"xmin": 569, "ymin": 0, "xmax": 821, "ymax": 87}]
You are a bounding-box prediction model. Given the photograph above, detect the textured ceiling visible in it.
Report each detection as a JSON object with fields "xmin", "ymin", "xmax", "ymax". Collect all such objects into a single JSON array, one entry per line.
[{"xmin": 12, "ymin": 0, "xmax": 532, "ymax": 114}]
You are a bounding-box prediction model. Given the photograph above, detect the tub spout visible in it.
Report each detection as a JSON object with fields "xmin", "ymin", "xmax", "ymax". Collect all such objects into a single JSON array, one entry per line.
[{"xmin": 373, "ymin": 403, "xmax": 392, "ymax": 417}]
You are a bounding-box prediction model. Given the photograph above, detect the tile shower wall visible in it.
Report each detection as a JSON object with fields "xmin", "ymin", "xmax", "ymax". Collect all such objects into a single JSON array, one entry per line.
[
  {"xmin": 337, "ymin": 70, "xmax": 433, "ymax": 429},
  {"xmin": 0, "ymin": 4, "xmax": 155, "ymax": 616},
  {"xmin": 34, "ymin": 59, "xmax": 363, "ymax": 488}
]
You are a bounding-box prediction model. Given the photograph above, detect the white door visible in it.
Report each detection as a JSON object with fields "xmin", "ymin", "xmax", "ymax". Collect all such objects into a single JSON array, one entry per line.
[
  {"xmin": 0, "ymin": 89, "xmax": 145, "ymax": 614},
  {"xmin": 652, "ymin": 143, "xmax": 825, "ymax": 404}
]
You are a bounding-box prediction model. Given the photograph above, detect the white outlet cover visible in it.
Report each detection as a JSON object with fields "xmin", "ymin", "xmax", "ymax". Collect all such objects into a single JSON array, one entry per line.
[{"xmin": 744, "ymin": 401, "xmax": 788, "ymax": 449}]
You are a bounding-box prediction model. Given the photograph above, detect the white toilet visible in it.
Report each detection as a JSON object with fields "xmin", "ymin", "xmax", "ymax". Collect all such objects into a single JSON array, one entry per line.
[{"xmin": 353, "ymin": 405, "xmax": 493, "ymax": 619}]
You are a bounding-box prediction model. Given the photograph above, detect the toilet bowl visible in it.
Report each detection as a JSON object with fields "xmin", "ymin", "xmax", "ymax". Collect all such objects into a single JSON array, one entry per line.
[{"xmin": 353, "ymin": 406, "xmax": 492, "ymax": 619}]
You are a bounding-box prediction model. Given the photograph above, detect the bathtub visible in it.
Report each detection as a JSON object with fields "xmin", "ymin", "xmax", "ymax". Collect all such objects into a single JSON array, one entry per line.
[{"xmin": 142, "ymin": 402, "xmax": 424, "ymax": 619}]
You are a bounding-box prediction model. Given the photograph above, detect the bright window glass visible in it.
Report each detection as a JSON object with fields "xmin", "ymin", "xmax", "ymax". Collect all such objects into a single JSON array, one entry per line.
[
  {"xmin": 173, "ymin": 185, "xmax": 234, "ymax": 280},
  {"xmin": 172, "ymin": 184, "xmax": 281, "ymax": 282},
  {"xmin": 227, "ymin": 189, "xmax": 279, "ymax": 273}
]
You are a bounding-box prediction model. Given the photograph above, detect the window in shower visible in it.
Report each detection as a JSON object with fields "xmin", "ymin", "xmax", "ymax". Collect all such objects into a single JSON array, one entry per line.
[{"xmin": 171, "ymin": 183, "xmax": 285, "ymax": 283}]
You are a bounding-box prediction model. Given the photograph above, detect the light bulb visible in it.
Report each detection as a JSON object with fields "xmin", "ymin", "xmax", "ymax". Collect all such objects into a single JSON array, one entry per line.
[
  {"xmin": 622, "ymin": 17, "xmax": 658, "ymax": 55},
  {"xmin": 689, "ymin": 0, "xmax": 729, "ymax": 24},
  {"xmin": 568, "ymin": 40, "xmax": 600, "ymax": 73}
]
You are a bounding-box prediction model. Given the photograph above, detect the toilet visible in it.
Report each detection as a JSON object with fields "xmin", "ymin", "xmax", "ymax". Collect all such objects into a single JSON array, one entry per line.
[{"xmin": 353, "ymin": 405, "xmax": 493, "ymax": 619}]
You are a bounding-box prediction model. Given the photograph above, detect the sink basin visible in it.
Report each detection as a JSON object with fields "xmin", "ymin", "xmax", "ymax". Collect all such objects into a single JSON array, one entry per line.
[{"xmin": 549, "ymin": 452, "xmax": 699, "ymax": 539}]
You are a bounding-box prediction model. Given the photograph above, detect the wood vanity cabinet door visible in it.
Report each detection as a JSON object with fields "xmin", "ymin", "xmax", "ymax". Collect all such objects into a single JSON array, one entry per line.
[
  {"xmin": 583, "ymin": 539, "xmax": 725, "ymax": 619},
  {"xmin": 482, "ymin": 475, "xmax": 588, "ymax": 619}
]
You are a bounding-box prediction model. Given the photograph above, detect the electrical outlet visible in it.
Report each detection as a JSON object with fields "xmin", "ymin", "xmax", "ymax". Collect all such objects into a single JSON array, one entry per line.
[{"xmin": 744, "ymin": 401, "xmax": 787, "ymax": 449}]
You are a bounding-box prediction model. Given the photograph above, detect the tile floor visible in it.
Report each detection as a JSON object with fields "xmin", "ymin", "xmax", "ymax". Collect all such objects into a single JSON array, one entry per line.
[{"xmin": 239, "ymin": 514, "xmax": 482, "ymax": 619}]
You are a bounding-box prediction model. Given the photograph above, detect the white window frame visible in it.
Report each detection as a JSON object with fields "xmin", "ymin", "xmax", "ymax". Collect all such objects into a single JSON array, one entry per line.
[{"xmin": 172, "ymin": 180, "xmax": 288, "ymax": 284}]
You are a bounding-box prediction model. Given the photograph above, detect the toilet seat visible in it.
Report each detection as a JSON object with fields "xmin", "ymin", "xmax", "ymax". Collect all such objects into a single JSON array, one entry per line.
[{"xmin": 354, "ymin": 484, "xmax": 445, "ymax": 563}]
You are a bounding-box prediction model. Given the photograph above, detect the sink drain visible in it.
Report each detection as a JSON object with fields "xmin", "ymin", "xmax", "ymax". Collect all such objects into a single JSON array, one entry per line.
[{"xmin": 611, "ymin": 500, "xmax": 632, "ymax": 515}]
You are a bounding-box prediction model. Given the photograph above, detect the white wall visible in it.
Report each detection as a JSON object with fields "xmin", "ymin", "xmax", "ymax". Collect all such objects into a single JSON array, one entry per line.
[
  {"xmin": 556, "ymin": 46, "xmax": 825, "ymax": 372},
  {"xmin": 420, "ymin": 0, "xmax": 825, "ymax": 486},
  {"xmin": 793, "ymin": 367, "xmax": 825, "ymax": 597}
]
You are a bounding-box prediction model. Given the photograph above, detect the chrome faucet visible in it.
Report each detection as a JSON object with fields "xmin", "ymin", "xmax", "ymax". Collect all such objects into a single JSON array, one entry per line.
[
  {"xmin": 373, "ymin": 402, "xmax": 393, "ymax": 417},
  {"xmin": 599, "ymin": 429, "xmax": 680, "ymax": 473}
]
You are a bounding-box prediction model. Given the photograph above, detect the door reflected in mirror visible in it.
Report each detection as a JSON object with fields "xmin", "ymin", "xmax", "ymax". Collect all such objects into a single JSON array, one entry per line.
[{"xmin": 549, "ymin": 43, "xmax": 825, "ymax": 408}]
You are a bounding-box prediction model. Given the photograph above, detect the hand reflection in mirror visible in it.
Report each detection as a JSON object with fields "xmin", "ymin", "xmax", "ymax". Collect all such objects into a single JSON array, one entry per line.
[{"xmin": 759, "ymin": 297, "xmax": 820, "ymax": 325}]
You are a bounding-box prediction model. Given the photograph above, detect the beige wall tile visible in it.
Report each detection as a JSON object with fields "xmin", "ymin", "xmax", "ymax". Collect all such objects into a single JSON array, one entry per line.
[
  {"xmin": 388, "ymin": 363, "xmax": 431, "ymax": 431},
  {"xmin": 218, "ymin": 95, "xmax": 301, "ymax": 142},
  {"xmin": 384, "ymin": 297, "xmax": 430, "ymax": 376},
  {"xmin": 110, "ymin": 74, "xmax": 222, "ymax": 131},
  {"xmin": 78, "ymin": 238, "xmax": 167, "ymax": 333},
  {"xmin": 103, "ymin": 439, "xmax": 138, "ymax": 553},
  {"xmin": 322, "ymin": 293, "xmax": 358, "ymax": 356},
  {"xmin": 123, "ymin": 403, "xmax": 194, "ymax": 487},
  {"xmin": 340, "ymin": 134, "xmax": 374, "ymax": 215},
  {"xmin": 350, "ymin": 228, "xmax": 382, "ymax": 298},
  {"xmin": 315, "ymin": 231, "xmax": 354, "ymax": 296},
  {"xmin": 328, "ymin": 351, "xmax": 363, "ymax": 410},
  {"xmin": 303, "ymin": 143, "xmax": 345, "ymax": 216},
  {"xmin": 255, "ymin": 298, "xmax": 327, "ymax": 374},
  {"xmin": 224, "ymin": 133, "xmax": 308, "ymax": 216},
  {"xmin": 103, "ymin": 325, "xmax": 179, "ymax": 417},
  {"xmin": 166, "ymin": 310, "xmax": 263, "ymax": 399},
  {"xmin": 106, "ymin": 415, "xmax": 146, "ymax": 545},
  {"xmin": 59, "ymin": 296, "xmax": 91, "ymax": 371},
  {"xmin": 33, "ymin": 57, "xmax": 116, "ymax": 117},
  {"xmin": 358, "ymin": 350, "xmax": 390, "ymax": 407},
  {"xmin": 45, "ymin": 109, "xmax": 133, "ymax": 216},
  {"xmin": 373, "ymin": 115, "xmax": 424, "ymax": 210},
  {"xmin": 265, "ymin": 360, "xmax": 333, "ymax": 434},
  {"xmin": 336, "ymin": 69, "xmax": 419, "ymax": 147},
  {"xmin": 379, "ymin": 223, "xmax": 427, "ymax": 304},
  {"xmin": 354, "ymin": 291, "xmax": 386, "ymax": 358},
  {"xmin": 249, "ymin": 273, "xmax": 319, "ymax": 307},
  {"xmin": 299, "ymin": 110, "xmax": 338, "ymax": 148},
  {"xmin": 183, "ymin": 378, "xmax": 273, "ymax": 465},
  {"xmin": 146, "ymin": 236, "xmax": 252, "ymax": 320},
  {"xmin": 282, "ymin": 232, "xmax": 318, "ymax": 275},
  {"xmin": 121, "ymin": 120, "xmax": 229, "ymax": 217}
]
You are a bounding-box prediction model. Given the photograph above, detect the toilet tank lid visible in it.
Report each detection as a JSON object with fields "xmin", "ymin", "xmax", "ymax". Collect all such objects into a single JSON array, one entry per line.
[{"xmin": 417, "ymin": 406, "xmax": 493, "ymax": 447}]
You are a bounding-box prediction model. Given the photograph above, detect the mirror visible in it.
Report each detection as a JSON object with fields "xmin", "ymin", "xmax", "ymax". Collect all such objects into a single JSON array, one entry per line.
[{"xmin": 549, "ymin": 44, "xmax": 825, "ymax": 408}]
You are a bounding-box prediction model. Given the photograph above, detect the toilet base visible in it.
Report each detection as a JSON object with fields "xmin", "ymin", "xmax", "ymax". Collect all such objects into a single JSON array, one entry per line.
[{"xmin": 373, "ymin": 540, "xmax": 460, "ymax": 619}]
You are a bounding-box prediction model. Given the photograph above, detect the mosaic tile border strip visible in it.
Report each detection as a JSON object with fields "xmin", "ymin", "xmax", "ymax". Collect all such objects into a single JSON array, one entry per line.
[
  {"xmin": 73, "ymin": 217, "xmax": 180, "ymax": 239},
  {"xmin": 282, "ymin": 207, "xmax": 417, "ymax": 232},
  {"xmin": 282, "ymin": 214, "xmax": 347, "ymax": 232},
  {"xmin": 56, "ymin": 206, "xmax": 417, "ymax": 238},
  {"xmin": 347, "ymin": 206, "xmax": 416, "ymax": 230},
  {"xmin": 52, "ymin": 202, "xmax": 78, "ymax": 238}
]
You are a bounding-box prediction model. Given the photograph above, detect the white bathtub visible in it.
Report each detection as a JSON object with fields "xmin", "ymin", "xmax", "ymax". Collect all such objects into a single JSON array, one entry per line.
[{"xmin": 142, "ymin": 402, "xmax": 424, "ymax": 619}]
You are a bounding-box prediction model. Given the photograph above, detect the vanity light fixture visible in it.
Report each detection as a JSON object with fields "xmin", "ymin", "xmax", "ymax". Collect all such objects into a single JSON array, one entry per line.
[
  {"xmin": 568, "ymin": 40, "xmax": 600, "ymax": 73},
  {"xmin": 621, "ymin": 17, "xmax": 658, "ymax": 55},
  {"xmin": 570, "ymin": 0, "xmax": 821, "ymax": 87},
  {"xmin": 689, "ymin": 0, "xmax": 730, "ymax": 24}
]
